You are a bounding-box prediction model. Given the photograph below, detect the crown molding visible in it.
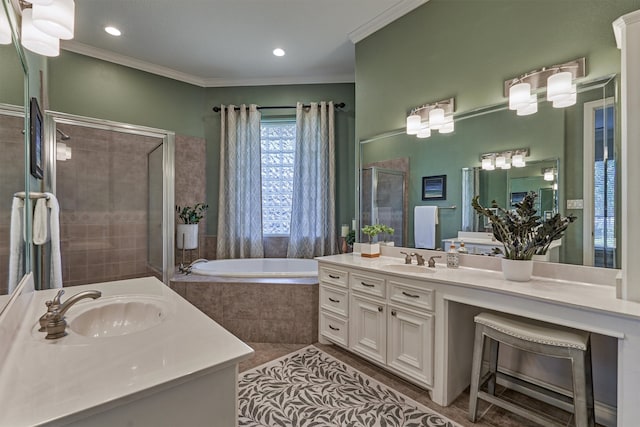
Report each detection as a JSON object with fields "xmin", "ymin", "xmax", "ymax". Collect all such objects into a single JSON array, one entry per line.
[
  {"xmin": 62, "ymin": 41, "xmax": 355, "ymax": 88},
  {"xmin": 613, "ymin": 9, "xmax": 640, "ymax": 49},
  {"xmin": 62, "ymin": 41, "xmax": 209, "ymax": 87},
  {"xmin": 348, "ymin": 0, "xmax": 429, "ymax": 43}
]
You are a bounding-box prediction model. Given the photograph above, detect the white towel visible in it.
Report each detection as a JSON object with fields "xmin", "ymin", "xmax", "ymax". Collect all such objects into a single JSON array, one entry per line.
[
  {"xmin": 33, "ymin": 197, "xmax": 50, "ymax": 245},
  {"xmin": 44, "ymin": 193, "xmax": 63, "ymax": 289},
  {"xmin": 8, "ymin": 197, "xmax": 25, "ymax": 293},
  {"xmin": 414, "ymin": 206, "xmax": 438, "ymax": 249}
]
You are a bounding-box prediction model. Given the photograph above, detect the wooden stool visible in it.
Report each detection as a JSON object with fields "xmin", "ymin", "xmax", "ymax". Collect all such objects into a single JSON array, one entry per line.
[{"xmin": 468, "ymin": 312, "xmax": 595, "ymax": 427}]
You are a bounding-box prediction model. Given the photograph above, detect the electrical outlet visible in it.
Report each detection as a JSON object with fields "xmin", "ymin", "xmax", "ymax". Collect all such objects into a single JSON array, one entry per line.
[{"xmin": 566, "ymin": 199, "xmax": 584, "ymax": 209}]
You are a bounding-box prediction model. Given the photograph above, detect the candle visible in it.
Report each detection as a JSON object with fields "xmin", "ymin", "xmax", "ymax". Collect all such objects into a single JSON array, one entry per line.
[
  {"xmin": 352, "ymin": 219, "xmax": 357, "ymax": 231},
  {"xmin": 341, "ymin": 224, "xmax": 349, "ymax": 237}
]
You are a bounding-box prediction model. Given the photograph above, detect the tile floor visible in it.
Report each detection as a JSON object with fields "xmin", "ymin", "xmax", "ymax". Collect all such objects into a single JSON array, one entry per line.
[{"xmin": 241, "ymin": 342, "xmax": 594, "ymax": 427}]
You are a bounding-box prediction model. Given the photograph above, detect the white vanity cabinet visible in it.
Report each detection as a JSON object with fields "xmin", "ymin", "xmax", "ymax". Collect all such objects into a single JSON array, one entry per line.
[{"xmin": 319, "ymin": 262, "xmax": 435, "ymax": 389}]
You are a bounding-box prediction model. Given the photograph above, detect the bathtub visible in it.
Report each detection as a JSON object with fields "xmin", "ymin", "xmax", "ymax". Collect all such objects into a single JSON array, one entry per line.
[
  {"xmin": 190, "ymin": 258, "xmax": 318, "ymax": 278},
  {"xmin": 172, "ymin": 258, "xmax": 319, "ymax": 344}
]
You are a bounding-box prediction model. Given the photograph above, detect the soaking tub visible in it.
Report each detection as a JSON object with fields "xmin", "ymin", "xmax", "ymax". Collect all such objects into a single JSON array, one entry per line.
[
  {"xmin": 190, "ymin": 258, "xmax": 318, "ymax": 277},
  {"xmin": 170, "ymin": 258, "xmax": 319, "ymax": 344}
]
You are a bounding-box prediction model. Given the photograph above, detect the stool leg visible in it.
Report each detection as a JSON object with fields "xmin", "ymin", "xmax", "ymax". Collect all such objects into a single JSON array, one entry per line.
[
  {"xmin": 468, "ymin": 326, "xmax": 485, "ymax": 422},
  {"xmin": 584, "ymin": 342, "xmax": 595, "ymax": 426},
  {"xmin": 571, "ymin": 347, "xmax": 595, "ymax": 427},
  {"xmin": 488, "ymin": 339, "xmax": 499, "ymax": 396}
]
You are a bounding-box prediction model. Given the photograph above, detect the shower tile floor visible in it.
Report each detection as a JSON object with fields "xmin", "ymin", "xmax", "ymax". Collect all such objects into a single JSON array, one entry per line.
[{"xmin": 242, "ymin": 342, "xmax": 596, "ymax": 427}]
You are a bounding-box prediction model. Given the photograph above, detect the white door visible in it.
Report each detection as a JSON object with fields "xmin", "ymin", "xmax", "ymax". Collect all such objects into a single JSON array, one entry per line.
[
  {"xmin": 387, "ymin": 305, "xmax": 434, "ymax": 386},
  {"xmin": 349, "ymin": 294, "xmax": 386, "ymax": 364}
]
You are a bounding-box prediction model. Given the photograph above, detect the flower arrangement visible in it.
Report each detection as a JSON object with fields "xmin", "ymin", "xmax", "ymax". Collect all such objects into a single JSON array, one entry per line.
[
  {"xmin": 471, "ymin": 193, "xmax": 575, "ymax": 260},
  {"xmin": 175, "ymin": 203, "xmax": 208, "ymax": 224}
]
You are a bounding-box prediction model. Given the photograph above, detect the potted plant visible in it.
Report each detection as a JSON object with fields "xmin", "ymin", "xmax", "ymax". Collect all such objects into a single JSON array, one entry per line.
[
  {"xmin": 471, "ymin": 193, "xmax": 575, "ymax": 281},
  {"xmin": 379, "ymin": 225, "xmax": 395, "ymax": 246},
  {"xmin": 360, "ymin": 224, "xmax": 385, "ymax": 257},
  {"xmin": 175, "ymin": 203, "xmax": 208, "ymax": 250},
  {"xmin": 346, "ymin": 230, "xmax": 356, "ymax": 253}
]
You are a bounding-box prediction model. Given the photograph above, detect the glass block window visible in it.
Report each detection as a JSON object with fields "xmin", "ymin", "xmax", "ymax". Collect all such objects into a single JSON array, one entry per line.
[{"xmin": 260, "ymin": 121, "xmax": 296, "ymax": 235}]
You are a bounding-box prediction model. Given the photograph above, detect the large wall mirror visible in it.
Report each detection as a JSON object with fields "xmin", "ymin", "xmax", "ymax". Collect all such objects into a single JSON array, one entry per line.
[
  {"xmin": 1, "ymin": 0, "xmax": 31, "ymax": 313},
  {"xmin": 359, "ymin": 75, "xmax": 618, "ymax": 267}
]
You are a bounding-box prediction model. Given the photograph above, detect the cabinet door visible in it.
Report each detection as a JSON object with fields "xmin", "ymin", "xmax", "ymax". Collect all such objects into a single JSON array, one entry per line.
[
  {"xmin": 387, "ymin": 305, "xmax": 434, "ymax": 386},
  {"xmin": 349, "ymin": 294, "xmax": 386, "ymax": 364}
]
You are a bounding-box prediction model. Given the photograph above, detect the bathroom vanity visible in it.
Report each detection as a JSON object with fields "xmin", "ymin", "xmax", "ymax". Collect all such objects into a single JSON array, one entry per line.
[
  {"xmin": 0, "ymin": 275, "xmax": 253, "ymax": 426},
  {"xmin": 317, "ymin": 249, "xmax": 640, "ymax": 426}
]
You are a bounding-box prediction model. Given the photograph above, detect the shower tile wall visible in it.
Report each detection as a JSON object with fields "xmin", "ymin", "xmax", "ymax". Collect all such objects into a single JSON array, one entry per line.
[
  {"xmin": 0, "ymin": 114, "xmax": 24, "ymax": 295},
  {"xmin": 56, "ymin": 125, "xmax": 162, "ymax": 286}
]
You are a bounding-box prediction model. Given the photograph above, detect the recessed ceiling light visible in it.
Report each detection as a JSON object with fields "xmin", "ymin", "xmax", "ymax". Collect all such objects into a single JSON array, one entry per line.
[
  {"xmin": 273, "ymin": 48, "xmax": 285, "ymax": 57},
  {"xmin": 105, "ymin": 26, "xmax": 121, "ymax": 36}
]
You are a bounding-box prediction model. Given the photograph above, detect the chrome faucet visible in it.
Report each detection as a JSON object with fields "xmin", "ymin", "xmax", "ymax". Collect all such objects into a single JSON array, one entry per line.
[
  {"xmin": 411, "ymin": 252, "xmax": 426, "ymax": 266},
  {"xmin": 399, "ymin": 251, "xmax": 413, "ymax": 264},
  {"xmin": 178, "ymin": 258, "xmax": 208, "ymax": 275},
  {"xmin": 40, "ymin": 289, "xmax": 102, "ymax": 340}
]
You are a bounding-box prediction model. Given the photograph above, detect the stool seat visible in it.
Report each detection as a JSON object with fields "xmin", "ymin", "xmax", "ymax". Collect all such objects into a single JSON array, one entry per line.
[
  {"xmin": 475, "ymin": 312, "xmax": 590, "ymax": 350},
  {"xmin": 469, "ymin": 312, "xmax": 595, "ymax": 427}
]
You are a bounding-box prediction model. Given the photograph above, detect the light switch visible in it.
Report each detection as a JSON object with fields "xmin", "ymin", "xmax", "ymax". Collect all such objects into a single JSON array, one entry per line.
[{"xmin": 566, "ymin": 199, "xmax": 584, "ymax": 209}]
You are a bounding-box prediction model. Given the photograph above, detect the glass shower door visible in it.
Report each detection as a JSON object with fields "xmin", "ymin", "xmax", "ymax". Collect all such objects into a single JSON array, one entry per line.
[{"xmin": 360, "ymin": 167, "xmax": 405, "ymax": 246}]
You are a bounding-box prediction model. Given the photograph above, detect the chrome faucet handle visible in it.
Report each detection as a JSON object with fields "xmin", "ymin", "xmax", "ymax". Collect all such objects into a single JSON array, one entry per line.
[
  {"xmin": 51, "ymin": 289, "xmax": 65, "ymax": 307},
  {"xmin": 413, "ymin": 253, "xmax": 426, "ymax": 266},
  {"xmin": 399, "ymin": 251, "xmax": 412, "ymax": 264},
  {"xmin": 43, "ymin": 290, "xmax": 102, "ymax": 339},
  {"xmin": 427, "ymin": 255, "xmax": 442, "ymax": 268}
]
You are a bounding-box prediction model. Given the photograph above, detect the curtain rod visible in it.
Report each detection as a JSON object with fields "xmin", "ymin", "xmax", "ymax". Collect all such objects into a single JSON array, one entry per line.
[{"xmin": 212, "ymin": 102, "xmax": 345, "ymax": 112}]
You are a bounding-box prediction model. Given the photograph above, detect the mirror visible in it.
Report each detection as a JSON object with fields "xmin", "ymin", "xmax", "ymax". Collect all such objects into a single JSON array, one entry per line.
[
  {"xmin": 359, "ymin": 75, "xmax": 618, "ymax": 266},
  {"xmin": 0, "ymin": 1, "xmax": 30, "ymax": 311}
]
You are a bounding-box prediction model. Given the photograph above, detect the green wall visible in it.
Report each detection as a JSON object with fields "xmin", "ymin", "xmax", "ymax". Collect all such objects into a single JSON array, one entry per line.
[
  {"xmin": 356, "ymin": 0, "xmax": 637, "ymax": 264},
  {"xmin": 0, "ymin": 44, "xmax": 24, "ymax": 106},
  {"xmin": 48, "ymin": 51, "xmax": 206, "ymax": 138},
  {"xmin": 204, "ymin": 84, "xmax": 356, "ymax": 235},
  {"xmin": 45, "ymin": 52, "xmax": 356, "ymax": 238}
]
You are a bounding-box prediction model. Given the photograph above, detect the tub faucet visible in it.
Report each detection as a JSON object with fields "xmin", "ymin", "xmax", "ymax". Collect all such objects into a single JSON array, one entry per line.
[
  {"xmin": 179, "ymin": 258, "xmax": 208, "ymax": 275},
  {"xmin": 40, "ymin": 289, "xmax": 102, "ymax": 339}
]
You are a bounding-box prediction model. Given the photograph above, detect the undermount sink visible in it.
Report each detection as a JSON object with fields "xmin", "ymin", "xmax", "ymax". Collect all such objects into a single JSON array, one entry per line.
[
  {"xmin": 383, "ymin": 264, "xmax": 436, "ymax": 274},
  {"xmin": 68, "ymin": 297, "xmax": 167, "ymax": 338}
]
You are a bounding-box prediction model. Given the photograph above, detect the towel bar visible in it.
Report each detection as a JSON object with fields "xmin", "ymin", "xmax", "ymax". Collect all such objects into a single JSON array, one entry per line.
[{"xmin": 13, "ymin": 191, "xmax": 50, "ymax": 200}]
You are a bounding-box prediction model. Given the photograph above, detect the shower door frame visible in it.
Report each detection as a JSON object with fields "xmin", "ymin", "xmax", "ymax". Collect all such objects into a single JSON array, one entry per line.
[
  {"xmin": 44, "ymin": 111, "xmax": 175, "ymax": 284},
  {"xmin": 360, "ymin": 166, "xmax": 407, "ymax": 246}
]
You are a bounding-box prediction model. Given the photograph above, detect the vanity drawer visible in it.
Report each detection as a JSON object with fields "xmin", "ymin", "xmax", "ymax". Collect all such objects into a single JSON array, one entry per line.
[
  {"xmin": 320, "ymin": 266, "xmax": 349, "ymax": 288},
  {"xmin": 320, "ymin": 285, "xmax": 348, "ymax": 316},
  {"xmin": 389, "ymin": 280, "xmax": 434, "ymax": 312},
  {"xmin": 350, "ymin": 273, "xmax": 386, "ymax": 298},
  {"xmin": 320, "ymin": 311, "xmax": 348, "ymax": 346}
]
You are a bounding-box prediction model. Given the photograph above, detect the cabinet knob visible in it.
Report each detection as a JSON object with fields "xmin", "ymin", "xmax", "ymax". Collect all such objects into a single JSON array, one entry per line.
[
  {"xmin": 378, "ymin": 306, "xmax": 383, "ymax": 312},
  {"xmin": 391, "ymin": 310, "xmax": 397, "ymax": 316}
]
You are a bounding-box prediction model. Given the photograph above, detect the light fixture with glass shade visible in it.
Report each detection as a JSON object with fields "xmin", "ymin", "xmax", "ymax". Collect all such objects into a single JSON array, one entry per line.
[
  {"xmin": 512, "ymin": 153, "xmax": 526, "ymax": 167},
  {"xmin": 543, "ymin": 168, "xmax": 555, "ymax": 181},
  {"xmin": 480, "ymin": 148, "xmax": 529, "ymax": 172},
  {"xmin": 405, "ymin": 98, "xmax": 455, "ymax": 139},
  {"xmin": 7, "ymin": 0, "xmax": 76, "ymax": 57},
  {"xmin": 505, "ymin": 57, "xmax": 585, "ymax": 116}
]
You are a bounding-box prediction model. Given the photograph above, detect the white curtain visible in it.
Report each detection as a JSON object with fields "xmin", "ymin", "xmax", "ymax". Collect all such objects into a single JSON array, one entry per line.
[
  {"xmin": 216, "ymin": 104, "xmax": 264, "ymax": 259},
  {"xmin": 287, "ymin": 101, "xmax": 337, "ymax": 258}
]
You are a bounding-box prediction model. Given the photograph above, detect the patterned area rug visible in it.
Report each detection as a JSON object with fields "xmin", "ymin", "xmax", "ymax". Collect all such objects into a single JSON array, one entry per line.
[{"xmin": 238, "ymin": 346, "xmax": 462, "ymax": 427}]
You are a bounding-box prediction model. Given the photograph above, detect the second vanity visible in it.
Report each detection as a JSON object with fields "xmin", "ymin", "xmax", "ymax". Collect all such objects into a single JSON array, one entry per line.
[
  {"xmin": 0, "ymin": 275, "xmax": 253, "ymax": 427},
  {"xmin": 317, "ymin": 250, "xmax": 640, "ymax": 426}
]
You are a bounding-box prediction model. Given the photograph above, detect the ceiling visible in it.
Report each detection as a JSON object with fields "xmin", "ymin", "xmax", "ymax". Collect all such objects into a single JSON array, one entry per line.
[{"xmin": 62, "ymin": 0, "xmax": 427, "ymax": 87}]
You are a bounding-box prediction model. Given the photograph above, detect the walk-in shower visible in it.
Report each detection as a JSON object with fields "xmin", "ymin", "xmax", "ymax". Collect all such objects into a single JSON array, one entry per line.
[{"xmin": 360, "ymin": 166, "xmax": 407, "ymax": 246}]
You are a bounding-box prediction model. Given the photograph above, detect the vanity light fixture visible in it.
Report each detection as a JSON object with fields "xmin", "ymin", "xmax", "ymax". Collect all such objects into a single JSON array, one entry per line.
[
  {"xmin": 543, "ymin": 168, "xmax": 556, "ymax": 181},
  {"xmin": 480, "ymin": 148, "xmax": 529, "ymax": 171},
  {"xmin": 405, "ymin": 97, "xmax": 455, "ymax": 138},
  {"xmin": 12, "ymin": 0, "xmax": 75, "ymax": 56},
  {"xmin": 505, "ymin": 57, "xmax": 585, "ymax": 115}
]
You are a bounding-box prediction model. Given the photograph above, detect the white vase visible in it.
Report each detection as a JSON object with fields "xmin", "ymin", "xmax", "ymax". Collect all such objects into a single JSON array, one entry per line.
[
  {"xmin": 379, "ymin": 241, "xmax": 395, "ymax": 247},
  {"xmin": 360, "ymin": 243, "xmax": 380, "ymax": 258},
  {"xmin": 501, "ymin": 258, "xmax": 533, "ymax": 282},
  {"xmin": 177, "ymin": 223, "xmax": 199, "ymax": 249}
]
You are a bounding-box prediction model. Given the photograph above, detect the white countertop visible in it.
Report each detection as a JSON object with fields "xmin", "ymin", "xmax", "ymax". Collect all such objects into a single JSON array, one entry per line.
[
  {"xmin": 0, "ymin": 277, "xmax": 254, "ymax": 426},
  {"xmin": 317, "ymin": 254, "xmax": 640, "ymax": 321}
]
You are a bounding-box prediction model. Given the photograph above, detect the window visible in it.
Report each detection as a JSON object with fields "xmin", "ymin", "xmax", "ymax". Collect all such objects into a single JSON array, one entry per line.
[{"xmin": 260, "ymin": 121, "xmax": 296, "ymax": 235}]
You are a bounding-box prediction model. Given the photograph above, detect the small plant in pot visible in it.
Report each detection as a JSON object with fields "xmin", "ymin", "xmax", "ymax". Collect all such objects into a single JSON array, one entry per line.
[
  {"xmin": 471, "ymin": 193, "xmax": 575, "ymax": 281},
  {"xmin": 360, "ymin": 224, "xmax": 383, "ymax": 258},
  {"xmin": 175, "ymin": 203, "xmax": 208, "ymax": 249},
  {"xmin": 379, "ymin": 225, "xmax": 395, "ymax": 246}
]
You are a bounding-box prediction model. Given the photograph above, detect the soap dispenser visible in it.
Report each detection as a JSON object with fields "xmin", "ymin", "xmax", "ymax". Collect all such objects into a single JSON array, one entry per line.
[
  {"xmin": 447, "ymin": 243, "xmax": 459, "ymax": 268},
  {"xmin": 458, "ymin": 240, "xmax": 468, "ymax": 254}
]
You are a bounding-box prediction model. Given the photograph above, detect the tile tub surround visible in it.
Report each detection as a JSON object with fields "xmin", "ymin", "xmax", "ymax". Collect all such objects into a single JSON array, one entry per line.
[
  {"xmin": 0, "ymin": 277, "xmax": 254, "ymax": 426},
  {"xmin": 171, "ymin": 275, "xmax": 318, "ymax": 344}
]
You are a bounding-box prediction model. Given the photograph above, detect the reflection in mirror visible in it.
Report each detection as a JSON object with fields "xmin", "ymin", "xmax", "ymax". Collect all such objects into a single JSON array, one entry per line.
[
  {"xmin": 359, "ymin": 75, "xmax": 618, "ymax": 266},
  {"xmin": 0, "ymin": 1, "xmax": 29, "ymax": 312}
]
